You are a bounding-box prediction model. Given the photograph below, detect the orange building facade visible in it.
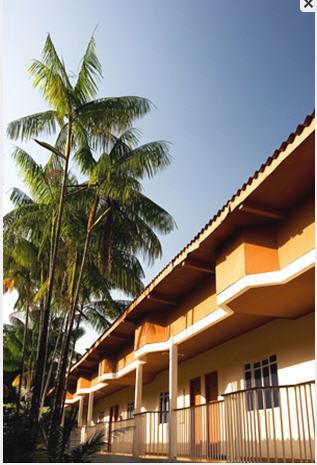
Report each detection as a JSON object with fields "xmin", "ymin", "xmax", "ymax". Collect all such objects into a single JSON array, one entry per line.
[{"xmin": 65, "ymin": 113, "xmax": 315, "ymax": 462}]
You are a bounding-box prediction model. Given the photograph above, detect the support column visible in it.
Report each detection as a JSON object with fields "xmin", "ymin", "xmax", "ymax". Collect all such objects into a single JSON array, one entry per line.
[
  {"xmin": 78, "ymin": 396, "xmax": 86, "ymax": 443},
  {"xmin": 87, "ymin": 391, "xmax": 94, "ymax": 426},
  {"xmin": 78, "ymin": 396, "xmax": 85, "ymax": 427},
  {"xmin": 169, "ymin": 340, "xmax": 178, "ymax": 460},
  {"xmin": 133, "ymin": 361, "xmax": 144, "ymax": 457}
]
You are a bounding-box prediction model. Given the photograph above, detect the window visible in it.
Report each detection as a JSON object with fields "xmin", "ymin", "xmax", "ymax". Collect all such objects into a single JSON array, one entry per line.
[
  {"xmin": 127, "ymin": 401, "xmax": 134, "ymax": 419},
  {"xmin": 159, "ymin": 392, "xmax": 169, "ymax": 423},
  {"xmin": 98, "ymin": 411, "xmax": 105, "ymax": 423},
  {"xmin": 245, "ymin": 355, "xmax": 279, "ymax": 410}
]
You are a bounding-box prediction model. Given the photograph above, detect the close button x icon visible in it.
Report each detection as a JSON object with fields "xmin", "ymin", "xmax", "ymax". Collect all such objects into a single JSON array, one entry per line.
[{"xmin": 304, "ymin": 0, "xmax": 314, "ymax": 8}]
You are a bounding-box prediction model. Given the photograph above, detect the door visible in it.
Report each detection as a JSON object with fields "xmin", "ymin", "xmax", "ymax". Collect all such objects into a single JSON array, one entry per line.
[
  {"xmin": 108, "ymin": 404, "xmax": 119, "ymax": 451},
  {"xmin": 205, "ymin": 371, "xmax": 220, "ymax": 458},
  {"xmin": 190, "ymin": 377, "xmax": 202, "ymax": 457}
]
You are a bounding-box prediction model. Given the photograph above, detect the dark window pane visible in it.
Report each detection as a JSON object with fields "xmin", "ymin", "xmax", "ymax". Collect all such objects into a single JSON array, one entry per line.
[
  {"xmin": 254, "ymin": 368, "xmax": 263, "ymax": 409},
  {"xmin": 270, "ymin": 355, "xmax": 277, "ymax": 362},
  {"xmin": 254, "ymin": 362, "xmax": 261, "ymax": 369},
  {"xmin": 245, "ymin": 369, "xmax": 253, "ymax": 410},
  {"xmin": 245, "ymin": 364, "xmax": 251, "ymax": 370},
  {"xmin": 270, "ymin": 363, "xmax": 279, "ymax": 407},
  {"xmin": 262, "ymin": 365, "xmax": 272, "ymax": 408},
  {"xmin": 262, "ymin": 359, "xmax": 268, "ymax": 366}
]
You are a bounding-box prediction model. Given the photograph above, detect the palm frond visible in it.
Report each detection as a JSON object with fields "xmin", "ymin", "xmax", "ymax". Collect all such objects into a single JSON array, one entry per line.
[
  {"xmin": 11, "ymin": 147, "xmax": 52, "ymax": 202},
  {"xmin": 75, "ymin": 35, "xmax": 102, "ymax": 103},
  {"xmin": 10, "ymin": 188, "xmax": 33, "ymax": 207},
  {"xmin": 28, "ymin": 59, "xmax": 70, "ymax": 115},
  {"xmin": 7, "ymin": 110, "xmax": 59, "ymax": 141},
  {"xmin": 77, "ymin": 96, "xmax": 152, "ymax": 133}
]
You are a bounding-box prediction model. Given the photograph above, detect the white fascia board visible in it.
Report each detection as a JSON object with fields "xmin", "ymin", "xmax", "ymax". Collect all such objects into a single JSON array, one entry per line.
[
  {"xmin": 65, "ymin": 395, "xmax": 81, "ymax": 405},
  {"xmin": 91, "ymin": 382, "xmax": 108, "ymax": 393},
  {"xmin": 217, "ymin": 249, "xmax": 315, "ymax": 306}
]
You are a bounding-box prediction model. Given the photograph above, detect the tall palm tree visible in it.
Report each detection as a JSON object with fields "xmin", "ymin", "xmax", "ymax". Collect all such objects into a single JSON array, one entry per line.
[
  {"xmin": 50, "ymin": 129, "xmax": 175, "ymax": 432},
  {"xmin": 7, "ymin": 34, "xmax": 152, "ymax": 423}
]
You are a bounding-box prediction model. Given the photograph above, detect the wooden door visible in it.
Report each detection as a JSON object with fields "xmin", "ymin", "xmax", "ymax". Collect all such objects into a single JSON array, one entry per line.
[
  {"xmin": 205, "ymin": 371, "xmax": 220, "ymax": 458},
  {"xmin": 190, "ymin": 377, "xmax": 202, "ymax": 457},
  {"xmin": 108, "ymin": 404, "xmax": 119, "ymax": 451}
]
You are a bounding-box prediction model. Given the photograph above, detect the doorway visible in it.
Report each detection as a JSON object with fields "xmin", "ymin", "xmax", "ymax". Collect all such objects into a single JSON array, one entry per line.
[
  {"xmin": 190, "ymin": 377, "xmax": 202, "ymax": 457},
  {"xmin": 108, "ymin": 404, "xmax": 119, "ymax": 451},
  {"xmin": 205, "ymin": 371, "xmax": 220, "ymax": 458}
]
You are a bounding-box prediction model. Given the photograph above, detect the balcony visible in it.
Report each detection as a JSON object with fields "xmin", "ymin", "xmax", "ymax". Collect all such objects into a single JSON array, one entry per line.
[{"xmin": 81, "ymin": 380, "xmax": 314, "ymax": 462}]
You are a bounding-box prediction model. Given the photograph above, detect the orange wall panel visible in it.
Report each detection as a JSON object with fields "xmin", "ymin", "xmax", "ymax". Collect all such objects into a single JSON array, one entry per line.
[
  {"xmin": 215, "ymin": 234, "xmax": 246, "ymax": 293},
  {"xmin": 277, "ymin": 195, "xmax": 314, "ymax": 268},
  {"xmin": 244, "ymin": 227, "xmax": 279, "ymax": 275}
]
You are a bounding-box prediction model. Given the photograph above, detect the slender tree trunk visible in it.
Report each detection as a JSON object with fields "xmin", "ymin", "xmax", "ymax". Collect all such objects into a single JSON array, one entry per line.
[
  {"xmin": 39, "ymin": 312, "xmax": 67, "ymax": 411},
  {"xmin": 49, "ymin": 194, "xmax": 100, "ymax": 438},
  {"xmin": 49, "ymin": 253, "xmax": 79, "ymax": 419},
  {"xmin": 17, "ymin": 300, "xmax": 30, "ymax": 413},
  {"xmin": 61, "ymin": 303, "xmax": 84, "ymax": 410},
  {"xmin": 30, "ymin": 118, "xmax": 72, "ymax": 424}
]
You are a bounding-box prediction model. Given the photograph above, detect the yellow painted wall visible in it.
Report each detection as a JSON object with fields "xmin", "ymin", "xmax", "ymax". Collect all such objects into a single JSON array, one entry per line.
[{"xmin": 90, "ymin": 312, "xmax": 314, "ymax": 423}]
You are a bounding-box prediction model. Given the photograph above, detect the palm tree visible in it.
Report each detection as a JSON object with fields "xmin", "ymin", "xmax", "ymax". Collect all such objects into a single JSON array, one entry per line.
[
  {"xmin": 49, "ymin": 128, "xmax": 175, "ymax": 432},
  {"xmin": 7, "ymin": 34, "xmax": 152, "ymax": 423},
  {"xmin": 3, "ymin": 233, "xmax": 40, "ymax": 410}
]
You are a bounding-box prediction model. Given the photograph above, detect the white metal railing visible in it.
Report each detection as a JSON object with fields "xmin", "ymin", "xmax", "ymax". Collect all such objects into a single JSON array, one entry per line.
[
  {"xmin": 72, "ymin": 381, "xmax": 315, "ymax": 462},
  {"xmin": 222, "ymin": 381, "xmax": 315, "ymax": 462},
  {"xmin": 175, "ymin": 381, "xmax": 315, "ymax": 462},
  {"xmin": 110, "ymin": 418, "xmax": 135, "ymax": 455},
  {"xmin": 136, "ymin": 410, "xmax": 169, "ymax": 457},
  {"xmin": 176, "ymin": 399, "xmax": 225, "ymax": 460}
]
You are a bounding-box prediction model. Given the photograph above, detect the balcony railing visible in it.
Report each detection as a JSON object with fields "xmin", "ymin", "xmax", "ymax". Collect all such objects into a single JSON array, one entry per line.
[
  {"xmin": 136, "ymin": 410, "xmax": 169, "ymax": 457},
  {"xmin": 176, "ymin": 399, "xmax": 226, "ymax": 460},
  {"xmin": 78, "ymin": 381, "xmax": 315, "ymax": 462},
  {"xmin": 175, "ymin": 381, "xmax": 315, "ymax": 462}
]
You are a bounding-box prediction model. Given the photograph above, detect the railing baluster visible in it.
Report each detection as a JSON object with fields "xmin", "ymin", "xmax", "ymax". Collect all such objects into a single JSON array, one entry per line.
[
  {"xmin": 298, "ymin": 385, "xmax": 308, "ymax": 461},
  {"xmin": 255, "ymin": 388, "xmax": 262, "ymax": 462},
  {"xmin": 304, "ymin": 383, "xmax": 313, "ymax": 461},
  {"xmin": 270, "ymin": 386, "xmax": 277, "ymax": 461},
  {"xmin": 278, "ymin": 387, "xmax": 286, "ymax": 462},
  {"xmin": 295, "ymin": 385, "xmax": 303, "ymax": 461}
]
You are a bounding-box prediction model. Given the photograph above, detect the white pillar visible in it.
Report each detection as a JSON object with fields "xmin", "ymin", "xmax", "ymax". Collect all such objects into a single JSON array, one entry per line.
[
  {"xmin": 135, "ymin": 361, "xmax": 143, "ymax": 413},
  {"xmin": 168, "ymin": 341, "xmax": 178, "ymax": 460},
  {"xmin": 87, "ymin": 391, "xmax": 94, "ymax": 426},
  {"xmin": 78, "ymin": 396, "xmax": 84, "ymax": 427},
  {"xmin": 133, "ymin": 361, "xmax": 144, "ymax": 457}
]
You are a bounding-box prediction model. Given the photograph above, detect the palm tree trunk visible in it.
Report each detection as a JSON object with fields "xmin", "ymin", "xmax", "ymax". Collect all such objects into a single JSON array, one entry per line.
[
  {"xmin": 60, "ymin": 302, "xmax": 84, "ymax": 410},
  {"xmin": 31, "ymin": 118, "xmax": 72, "ymax": 424},
  {"xmin": 17, "ymin": 301, "xmax": 30, "ymax": 413},
  {"xmin": 49, "ymin": 254, "xmax": 79, "ymax": 419},
  {"xmin": 39, "ymin": 312, "xmax": 67, "ymax": 411},
  {"xmin": 49, "ymin": 193, "xmax": 100, "ymax": 438}
]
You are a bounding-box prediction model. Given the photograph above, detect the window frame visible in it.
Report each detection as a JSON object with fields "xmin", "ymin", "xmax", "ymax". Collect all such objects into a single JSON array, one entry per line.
[
  {"xmin": 159, "ymin": 391, "xmax": 169, "ymax": 424},
  {"xmin": 244, "ymin": 354, "xmax": 279, "ymax": 411},
  {"xmin": 127, "ymin": 401, "xmax": 135, "ymax": 419}
]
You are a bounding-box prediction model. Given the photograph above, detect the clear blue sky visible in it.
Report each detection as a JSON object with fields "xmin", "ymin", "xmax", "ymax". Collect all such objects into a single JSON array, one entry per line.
[{"xmin": 3, "ymin": 0, "xmax": 314, "ymax": 352}]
